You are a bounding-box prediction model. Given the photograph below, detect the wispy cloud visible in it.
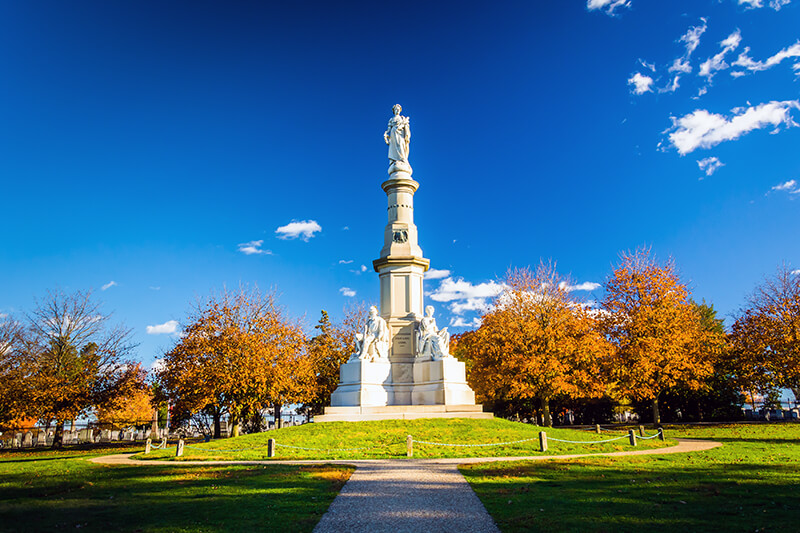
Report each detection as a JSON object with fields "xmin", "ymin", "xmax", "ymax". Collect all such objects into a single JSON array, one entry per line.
[
  {"xmin": 737, "ymin": 0, "xmax": 792, "ymax": 10},
  {"xmin": 0, "ymin": 313, "xmax": 8, "ymax": 319},
  {"xmin": 628, "ymin": 72, "xmax": 654, "ymax": 95},
  {"xmin": 449, "ymin": 316, "xmax": 482, "ymax": 329},
  {"xmin": 587, "ymin": 0, "xmax": 631, "ymax": 15},
  {"xmin": 146, "ymin": 320, "xmax": 179, "ymax": 335},
  {"xmin": 425, "ymin": 268, "xmax": 452, "ymax": 280},
  {"xmin": 699, "ymin": 30, "xmax": 742, "ymax": 83},
  {"xmin": 429, "ymin": 278, "xmax": 505, "ymax": 303},
  {"xmin": 666, "ymin": 100, "xmax": 800, "ymax": 155},
  {"xmin": 275, "ymin": 220, "xmax": 322, "ymax": 241},
  {"xmin": 732, "ymin": 41, "xmax": 800, "ymax": 75},
  {"xmin": 560, "ymin": 281, "xmax": 602, "ymax": 292},
  {"xmin": 698, "ymin": 156, "xmax": 725, "ymax": 177},
  {"xmin": 770, "ymin": 179, "xmax": 800, "ymax": 194},
  {"xmin": 338, "ymin": 259, "xmax": 353, "ymax": 265},
  {"xmin": 237, "ymin": 240, "xmax": 272, "ymax": 255},
  {"xmin": 101, "ymin": 281, "xmax": 117, "ymax": 291},
  {"xmin": 791, "ymin": 269, "xmax": 800, "ymax": 275},
  {"xmin": 149, "ymin": 286, "xmax": 161, "ymax": 291},
  {"xmin": 339, "ymin": 287, "xmax": 356, "ymax": 297}
]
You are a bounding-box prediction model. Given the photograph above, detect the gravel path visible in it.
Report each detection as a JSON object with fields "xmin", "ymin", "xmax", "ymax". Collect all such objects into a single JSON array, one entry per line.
[
  {"xmin": 312, "ymin": 461, "xmax": 499, "ymax": 533},
  {"xmin": 89, "ymin": 439, "xmax": 721, "ymax": 533}
]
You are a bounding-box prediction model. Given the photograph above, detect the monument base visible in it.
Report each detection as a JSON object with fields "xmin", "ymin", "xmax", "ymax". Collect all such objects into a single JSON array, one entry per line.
[
  {"xmin": 314, "ymin": 404, "xmax": 492, "ymax": 422},
  {"xmin": 329, "ymin": 359, "xmax": 392, "ymax": 407}
]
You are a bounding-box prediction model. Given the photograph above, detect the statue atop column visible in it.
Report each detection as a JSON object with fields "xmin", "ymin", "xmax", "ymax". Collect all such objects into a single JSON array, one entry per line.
[
  {"xmin": 416, "ymin": 305, "xmax": 451, "ymax": 360},
  {"xmin": 351, "ymin": 305, "xmax": 390, "ymax": 362},
  {"xmin": 384, "ymin": 104, "xmax": 412, "ymax": 176}
]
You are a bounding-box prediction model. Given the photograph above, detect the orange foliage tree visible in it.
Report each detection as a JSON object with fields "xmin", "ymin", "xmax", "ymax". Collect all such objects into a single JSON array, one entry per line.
[
  {"xmin": 304, "ymin": 304, "xmax": 367, "ymax": 417},
  {"xmin": 729, "ymin": 264, "xmax": 800, "ymax": 396},
  {"xmin": 0, "ymin": 315, "xmax": 31, "ymax": 428},
  {"xmin": 0, "ymin": 290, "xmax": 142, "ymax": 447},
  {"xmin": 157, "ymin": 287, "xmax": 312, "ymax": 437},
  {"xmin": 601, "ymin": 248, "xmax": 724, "ymax": 425},
  {"xmin": 457, "ymin": 263, "xmax": 610, "ymax": 426},
  {"xmin": 95, "ymin": 386, "xmax": 155, "ymax": 428}
]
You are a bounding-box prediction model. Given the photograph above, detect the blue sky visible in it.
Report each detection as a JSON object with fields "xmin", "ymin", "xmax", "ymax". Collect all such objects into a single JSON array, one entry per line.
[{"xmin": 1, "ymin": 0, "xmax": 798, "ymax": 369}]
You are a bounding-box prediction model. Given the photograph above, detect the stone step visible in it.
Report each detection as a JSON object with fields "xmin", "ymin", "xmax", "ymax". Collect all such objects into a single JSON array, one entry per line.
[{"xmin": 313, "ymin": 411, "xmax": 494, "ymax": 423}]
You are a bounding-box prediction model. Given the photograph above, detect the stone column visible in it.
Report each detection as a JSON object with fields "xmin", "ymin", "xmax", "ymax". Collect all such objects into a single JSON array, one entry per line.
[{"xmin": 373, "ymin": 175, "xmax": 429, "ymax": 405}]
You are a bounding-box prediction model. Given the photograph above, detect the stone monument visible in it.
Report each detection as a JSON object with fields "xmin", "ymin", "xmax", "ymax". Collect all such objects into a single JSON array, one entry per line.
[{"xmin": 315, "ymin": 105, "xmax": 489, "ymax": 422}]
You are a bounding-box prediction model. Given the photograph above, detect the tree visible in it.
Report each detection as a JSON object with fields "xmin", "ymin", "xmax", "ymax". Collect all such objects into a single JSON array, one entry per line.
[
  {"xmin": 95, "ymin": 386, "xmax": 155, "ymax": 429},
  {"xmin": 304, "ymin": 304, "xmax": 367, "ymax": 417},
  {"xmin": 729, "ymin": 264, "xmax": 800, "ymax": 396},
  {"xmin": 0, "ymin": 315, "xmax": 30, "ymax": 427},
  {"xmin": 601, "ymin": 248, "xmax": 724, "ymax": 425},
  {"xmin": 157, "ymin": 287, "xmax": 311, "ymax": 438},
  {"xmin": 457, "ymin": 263, "xmax": 609, "ymax": 426},
  {"xmin": 3, "ymin": 290, "xmax": 142, "ymax": 447}
]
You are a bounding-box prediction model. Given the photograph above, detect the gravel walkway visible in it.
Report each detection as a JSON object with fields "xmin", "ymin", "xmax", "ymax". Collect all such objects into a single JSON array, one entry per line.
[
  {"xmin": 312, "ymin": 461, "xmax": 499, "ymax": 533},
  {"xmin": 89, "ymin": 439, "xmax": 721, "ymax": 533}
]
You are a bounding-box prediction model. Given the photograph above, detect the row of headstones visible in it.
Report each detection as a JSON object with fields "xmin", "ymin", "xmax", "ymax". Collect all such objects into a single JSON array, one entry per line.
[{"xmin": 2, "ymin": 428, "xmax": 166, "ymax": 448}]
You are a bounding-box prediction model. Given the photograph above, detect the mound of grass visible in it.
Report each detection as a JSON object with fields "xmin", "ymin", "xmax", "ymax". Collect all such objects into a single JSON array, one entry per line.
[
  {"xmin": 0, "ymin": 446, "xmax": 352, "ymax": 533},
  {"xmin": 461, "ymin": 423, "xmax": 800, "ymax": 533},
  {"xmin": 137, "ymin": 418, "xmax": 671, "ymax": 461}
]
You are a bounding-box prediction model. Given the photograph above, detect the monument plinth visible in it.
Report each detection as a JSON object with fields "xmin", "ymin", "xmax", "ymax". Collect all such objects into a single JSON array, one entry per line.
[{"xmin": 316, "ymin": 105, "xmax": 489, "ymax": 422}]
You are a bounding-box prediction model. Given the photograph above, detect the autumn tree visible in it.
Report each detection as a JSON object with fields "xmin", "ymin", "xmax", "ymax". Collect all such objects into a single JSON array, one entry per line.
[
  {"xmin": 303, "ymin": 304, "xmax": 367, "ymax": 417},
  {"xmin": 95, "ymin": 386, "xmax": 155, "ymax": 428},
  {"xmin": 157, "ymin": 287, "xmax": 311, "ymax": 437},
  {"xmin": 3, "ymin": 290, "xmax": 143, "ymax": 447},
  {"xmin": 0, "ymin": 315, "xmax": 30, "ymax": 427},
  {"xmin": 457, "ymin": 263, "xmax": 610, "ymax": 426},
  {"xmin": 729, "ymin": 264, "xmax": 800, "ymax": 397},
  {"xmin": 601, "ymin": 248, "xmax": 724, "ymax": 425}
]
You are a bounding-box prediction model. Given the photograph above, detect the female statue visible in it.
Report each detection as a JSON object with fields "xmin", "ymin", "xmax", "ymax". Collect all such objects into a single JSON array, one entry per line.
[
  {"xmin": 416, "ymin": 305, "xmax": 451, "ymax": 360},
  {"xmin": 384, "ymin": 104, "xmax": 411, "ymax": 174}
]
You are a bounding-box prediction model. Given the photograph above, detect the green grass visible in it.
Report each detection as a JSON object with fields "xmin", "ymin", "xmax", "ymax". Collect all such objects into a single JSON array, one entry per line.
[
  {"xmin": 137, "ymin": 418, "xmax": 670, "ymax": 461},
  {"xmin": 460, "ymin": 423, "xmax": 800, "ymax": 533},
  {"xmin": 0, "ymin": 444, "xmax": 352, "ymax": 533}
]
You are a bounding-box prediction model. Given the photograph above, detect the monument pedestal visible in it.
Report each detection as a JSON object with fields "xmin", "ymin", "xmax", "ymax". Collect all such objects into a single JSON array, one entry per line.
[
  {"xmin": 412, "ymin": 358, "xmax": 476, "ymax": 405},
  {"xmin": 329, "ymin": 359, "xmax": 392, "ymax": 407}
]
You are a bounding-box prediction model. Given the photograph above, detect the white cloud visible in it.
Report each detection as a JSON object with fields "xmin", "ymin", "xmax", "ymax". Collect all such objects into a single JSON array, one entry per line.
[
  {"xmin": 668, "ymin": 19, "xmax": 708, "ymax": 76},
  {"xmin": 733, "ymin": 42, "xmax": 800, "ymax": 74},
  {"xmin": 146, "ymin": 320, "xmax": 179, "ymax": 335},
  {"xmin": 339, "ymin": 287, "xmax": 356, "ymax": 297},
  {"xmin": 149, "ymin": 286, "xmax": 161, "ymax": 291},
  {"xmin": 101, "ymin": 281, "xmax": 117, "ymax": 291},
  {"xmin": 429, "ymin": 278, "xmax": 505, "ymax": 303},
  {"xmin": 628, "ymin": 72, "xmax": 654, "ymax": 95},
  {"xmin": 698, "ymin": 156, "xmax": 725, "ymax": 176},
  {"xmin": 360, "ymin": 265, "xmax": 368, "ymax": 273},
  {"xmin": 561, "ymin": 281, "xmax": 602, "ymax": 292},
  {"xmin": 425, "ymin": 268, "xmax": 451, "ymax": 280},
  {"xmin": 699, "ymin": 30, "xmax": 742, "ymax": 82},
  {"xmin": 737, "ymin": 0, "xmax": 792, "ymax": 9},
  {"xmin": 791, "ymin": 269, "xmax": 800, "ymax": 275},
  {"xmin": 150, "ymin": 358, "xmax": 166, "ymax": 373},
  {"xmin": 587, "ymin": 0, "xmax": 631, "ymax": 15},
  {"xmin": 237, "ymin": 239, "xmax": 272, "ymax": 255},
  {"xmin": 275, "ymin": 220, "xmax": 322, "ymax": 241},
  {"xmin": 771, "ymin": 179, "xmax": 800, "ymax": 194},
  {"xmin": 338, "ymin": 259, "xmax": 353, "ymax": 264},
  {"xmin": 0, "ymin": 313, "xmax": 7, "ymax": 319},
  {"xmin": 449, "ymin": 316, "xmax": 482, "ymax": 329},
  {"xmin": 667, "ymin": 100, "xmax": 800, "ymax": 155},
  {"xmin": 449, "ymin": 298, "xmax": 492, "ymax": 315}
]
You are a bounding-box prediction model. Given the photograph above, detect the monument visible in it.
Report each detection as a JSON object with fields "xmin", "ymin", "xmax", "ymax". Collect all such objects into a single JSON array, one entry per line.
[{"xmin": 315, "ymin": 105, "xmax": 490, "ymax": 422}]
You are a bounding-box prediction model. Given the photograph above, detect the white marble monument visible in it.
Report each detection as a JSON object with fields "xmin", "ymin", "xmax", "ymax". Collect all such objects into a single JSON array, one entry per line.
[{"xmin": 315, "ymin": 105, "xmax": 489, "ymax": 422}]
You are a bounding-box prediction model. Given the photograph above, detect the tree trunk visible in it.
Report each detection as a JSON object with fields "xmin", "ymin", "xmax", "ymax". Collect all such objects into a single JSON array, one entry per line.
[
  {"xmin": 541, "ymin": 397, "xmax": 552, "ymax": 427},
  {"xmin": 230, "ymin": 416, "xmax": 240, "ymax": 438},
  {"xmin": 274, "ymin": 403, "xmax": 282, "ymax": 429},
  {"xmin": 52, "ymin": 420, "xmax": 65, "ymax": 449},
  {"xmin": 652, "ymin": 396, "xmax": 661, "ymax": 426},
  {"xmin": 213, "ymin": 413, "xmax": 222, "ymax": 439}
]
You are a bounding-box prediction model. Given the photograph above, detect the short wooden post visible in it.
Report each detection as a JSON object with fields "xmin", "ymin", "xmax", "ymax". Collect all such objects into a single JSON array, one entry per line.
[
  {"xmin": 658, "ymin": 428, "xmax": 665, "ymax": 441},
  {"xmin": 539, "ymin": 431, "xmax": 548, "ymax": 453},
  {"xmin": 267, "ymin": 438, "xmax": 276, "ymax": 458},
  {"xmin": 639, "ymin": 425, "xmax": 645, "ymax": 437},
  {"xmin": 176, "ymin": 438, "xmax": 184, "ymax": 457},
  {"xmin": 406, "ymin": 435, "xmax": 413, "ymax": 458},
  {"xmin": 628, "ymin": 429, "xmax": 637, "ymax": 447},
  {"xmin": 161, "ymin": 437, "xmax": 167, "ymax": 448},
  {"xmin": 145, "ymin": 438, "xmax": 152, "ymax": 454},
  {"xmin": 595, "ymin": 424, "xmax": 601, "ymax": 434}
]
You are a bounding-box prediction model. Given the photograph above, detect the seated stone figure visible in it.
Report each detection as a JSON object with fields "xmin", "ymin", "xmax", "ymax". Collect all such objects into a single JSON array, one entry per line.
[
  {"xmin": 416, "ymin": 305, "xmax": 451, "ymax": 360},
  {"xmin": 350, "ymin": 305, "xmax": 390, "ymax": 362}
]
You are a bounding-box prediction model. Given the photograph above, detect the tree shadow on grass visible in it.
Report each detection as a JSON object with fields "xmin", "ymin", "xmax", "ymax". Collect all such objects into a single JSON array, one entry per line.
[
  {"xmin": 461, "ymin": 459, "xmax": 800, "ymax": 533},
  {"xmin": 0, "ymin": 460, "xmax": 352, "ymax": 533}
]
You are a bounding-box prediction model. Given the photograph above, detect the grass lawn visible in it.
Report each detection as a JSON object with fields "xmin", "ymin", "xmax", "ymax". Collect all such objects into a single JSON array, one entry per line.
[
  {"xmin": 0, "ymin": 443, "xmax": 353, "ymax": 533},
  {"xmin": 137, "ymin": 418, "xmax": 670, "ymax": 461},
  {"xmin": 460, "ymin": 423, "xmax": 800, "ymax": 533}
]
